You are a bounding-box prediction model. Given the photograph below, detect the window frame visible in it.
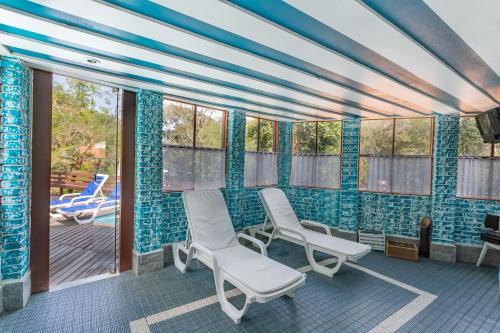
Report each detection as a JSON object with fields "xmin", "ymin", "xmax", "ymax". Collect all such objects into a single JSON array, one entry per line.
[
  {"xmin": 244, "ymin": 116, "xmax": 278, "ymax": 188},
  {"xmin": 457, "ymin": 116, "xmax": 499, "ymax": 201},
  {"xmin": 290, "ymin": 120, "xmax": 343, "ymax": 190},
  {"xmin": 357, "ymin": 117, "xmax": 434, "ymax": 196},
  {"xmin": 162, "ymin": 98, "xmax": 227, "ymax": 192}
]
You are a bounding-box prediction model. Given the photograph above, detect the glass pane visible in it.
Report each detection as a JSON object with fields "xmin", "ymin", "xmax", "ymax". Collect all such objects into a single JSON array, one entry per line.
[
  {"xmin": 458, "ymin": 117, "xmax": 491, "ymax": 156},
  {"xmin": 163, "ymin": 100, "xmax": 194, "ymax": 146},
  {"xmin": 163, "ymin": 146, "xmax": 194, "ymax": 191},
  {"xmin": 394, "ymin": 118, "xmax": 432, "ymax": 155},
  {"xmin": 360, "ymin": 119, "xmax": 393, "ymax": 155},
  {"xmin": 456, "ymin": 158, "xmax": 492, "ymax": 198},
  {"xmin": 259, "ymin": 119, "xmax": 274, "ymax": 152},
  {"xmin": 317, "ymin": 121, "xmax": 342, "ymax": 154},
  {"xmin": 361, "ymin": 156, "xmax": 392, "ymax": 192},
  {"xmin": 315, "ymin": 155, "xmax": 341, "ymax": 189},
  {"xmin": 244, "ymin": 152, "xmax": 258, "ymax": 187},
  {"xmin": 293, "ymin": 122, "xmax": 316, "ymax": 154},
  {"xmin": 492, "ymin": 159, "xmax": 500, "ymax": 199},
  {"xmin": 290, "ymin": 155, "xmax": 315, "ymax": 186},
  {"xmin": 50, "ymin": 75, "xmax": 120, "ymax": 285},
  {"xmin": 194, "ymin": 148, "xmax": 225, "ymax": 189},
  {"xmin": 392, "ymin": 156, "xmax": 431, "ymax": 195},
  {"xmin": 257, "ymin": 152, "xmax": 278, "ymax": 186},
  {"xmin": 495, "ymin": 144, "xmax": 499, "ymax": 157},
  {"xmin": 196, "ymin": 107, "xmax": 224, "ymax": 149},
  {"xmin": 245, "ymin": 117, "xmax": 258, "ymax": 152}
]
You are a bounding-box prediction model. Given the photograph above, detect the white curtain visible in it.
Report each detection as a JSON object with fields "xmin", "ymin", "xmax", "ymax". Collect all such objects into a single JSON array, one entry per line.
[
  {"xmin": 457, "ymin": 158, "xmax": 499, "ymax": 199},
  {"xmin": 290, "ymin": 154, "xmax": 340, "ymax": 188},
  {"xmin": 365, "ymin": 156, "xmax": 431, "ymax": 195},
  {"xmin": 244, "ymin": 152, "xmax": 277, "ymax": 187},
  {"xmin": 163, "ymin": 146, "xmax": 225, "ymax": 191}
]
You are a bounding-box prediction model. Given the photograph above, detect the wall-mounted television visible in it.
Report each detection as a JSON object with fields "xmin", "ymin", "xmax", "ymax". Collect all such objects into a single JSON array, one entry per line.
[{"xmin": 475, "ymin": 107, "xmax": 500, "ymax": 143}]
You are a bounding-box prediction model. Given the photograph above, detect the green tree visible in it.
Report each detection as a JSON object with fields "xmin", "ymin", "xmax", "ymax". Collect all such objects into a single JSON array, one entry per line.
[
  {"xmin": 51, "ymin": 76, "xmax": 119, "ymax": 174},
  {"xmin": 458, "ymin": 117, "xmax": 491, "ymax": 156}
]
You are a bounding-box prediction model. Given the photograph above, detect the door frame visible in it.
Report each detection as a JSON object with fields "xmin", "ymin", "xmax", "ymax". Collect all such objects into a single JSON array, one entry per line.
[{"xmin": 30, "ymin": 72, "xmax": 135, "ymax": 292}]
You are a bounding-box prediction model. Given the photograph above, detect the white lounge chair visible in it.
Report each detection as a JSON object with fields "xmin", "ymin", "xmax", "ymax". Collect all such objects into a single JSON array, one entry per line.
[
  {"xmin": 172, "ymin": 189, "xmax": 306, "ymax": 324},
  {"xmin": 258, "ymin": 188, "xmax": 371, "ymax": 277}
]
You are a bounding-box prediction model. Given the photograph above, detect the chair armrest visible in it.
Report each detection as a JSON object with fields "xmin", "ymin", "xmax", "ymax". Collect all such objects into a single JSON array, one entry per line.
[
  {"xmin": 275, "ymin": 226, "xmax": 308, "ymax": 244},
  {"xmin": 69, "ymin": 195, "xmax": 94, "ymax": 205},
  {"xmin": 300, "ymin": 220, "xmax": 332, "ymax": 235},
  {"xmin": 237, "ymin": 233, "xmax": 268, "ymax": 257},
  {"xmin": 59, "ymin": 192, "xmax": 82, "ymax": 200},
  {"xmin": 190, "ymin": 242, "xmax": 218, "ymax": 268}
]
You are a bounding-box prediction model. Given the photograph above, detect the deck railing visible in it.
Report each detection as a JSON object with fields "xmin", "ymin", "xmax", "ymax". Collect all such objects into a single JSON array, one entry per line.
[{"xmin": 50, "ymin": 171, "xmax": 118, "ymax": 195}]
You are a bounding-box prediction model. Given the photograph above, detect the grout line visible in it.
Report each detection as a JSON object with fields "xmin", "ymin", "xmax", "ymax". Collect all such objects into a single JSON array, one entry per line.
[{"xmin": 129, "ymin": 258, "xmax": 437, "ymax": 333}]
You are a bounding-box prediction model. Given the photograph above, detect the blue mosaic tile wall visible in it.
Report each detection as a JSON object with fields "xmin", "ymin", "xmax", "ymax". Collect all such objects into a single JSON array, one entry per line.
[
  {"xmin": 134, "ymin": 89, "xmax": 164, "ymax": 253},
  {"xmin": 0, "ymin": 57, "xmax": 31, "ymax": 280},
  {"xmin": 338, "ymin": 119, "xmax": 360, "ymax": 232},
  {"xmin": 224, "ymin": 110, "xmax": 246, "ymax": 229},
  {"xmin": 431, "ymin": 115, "xmax": 459, "ymax": 245},
  {"xmin": 277, "ymin": 121, "xmax": 291, "ymax": 188},
  {"xmin": 358, "ymin": 192, "xmax": 432, "ymax": 238},
  {"xmin": 455, "ymin": 199, "xmax": 500, "ymax": 245}
]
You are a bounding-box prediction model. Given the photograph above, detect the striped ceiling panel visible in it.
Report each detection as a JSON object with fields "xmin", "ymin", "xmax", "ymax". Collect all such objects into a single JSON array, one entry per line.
[{"xmin": 0, "ymin": 0, "xmax": 498, "ymax": 121}]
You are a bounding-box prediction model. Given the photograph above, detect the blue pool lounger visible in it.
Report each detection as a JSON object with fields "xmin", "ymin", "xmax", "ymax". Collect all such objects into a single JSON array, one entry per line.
[
  {"xmin": 57, "ymin": 183, "xmax": 120, "ymax": 225},
  {"xmin": 258, "ymin": 188, "xmax": 371, "ymax": 277},
  {"xmin": 50, "ymin": 174, "xmax": 109, "ymax": 211},
  {"xmin": 172, "ymin": 189, "xmax": 306, "ymax": 324}
]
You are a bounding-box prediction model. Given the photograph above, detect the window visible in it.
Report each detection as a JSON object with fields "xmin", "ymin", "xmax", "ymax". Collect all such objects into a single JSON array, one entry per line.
[
  {"xmin": 359, "ymin": 118, "xmax": 433, "ymax": 195},
  {"xmin": 244, "ymin": 117, "xmax": 278, "ymax": 187},
  {"xmin": 290, "ymin": 121, "xmax": 342, "ymax": 188},
  {"xmin": 457, "ymin": 117, "xmax": 499, "ymax": 200},
  {"xmin": 162, "ymin": 100, "xmax": 226, "ymax": 191}
]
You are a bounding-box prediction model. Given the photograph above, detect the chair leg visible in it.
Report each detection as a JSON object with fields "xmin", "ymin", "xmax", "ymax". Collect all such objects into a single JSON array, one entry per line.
[
  {"xmin": 305, "ymin": 246, "xmax": 346, "ymax": 277},
  {"xmin": 173, "ymin": 242, "xmax": 194, "ymax": 273},
  {"xmin": 476, "ymin": 243, "xmax": 489, "ymax": 267},
  {"xmin": 213, "ymin": 269, "xmax": 251, "ymax": 324}
]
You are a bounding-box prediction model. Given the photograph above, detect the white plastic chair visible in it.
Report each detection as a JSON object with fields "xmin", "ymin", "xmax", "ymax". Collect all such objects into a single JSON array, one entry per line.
[
  {"xmin": 258, "ymin": 188, "xmax": 371, "ymax": 277},
  {"xmin": 172, "ymin": 189, "xmax": 306, "ymax": 324}
]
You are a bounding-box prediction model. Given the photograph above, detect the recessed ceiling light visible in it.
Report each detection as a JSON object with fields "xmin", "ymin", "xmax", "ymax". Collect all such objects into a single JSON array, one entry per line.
[{"xmin": 86, "ymin": 57, "xmax": 100, "ymax": 64}]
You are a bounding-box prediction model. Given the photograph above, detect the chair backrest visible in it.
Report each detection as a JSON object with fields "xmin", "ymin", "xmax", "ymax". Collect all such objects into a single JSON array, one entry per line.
[
  {"xmin": 182, "ymin": 189, "xmax": 238, "ymax": 250},
  {"xmin": 81, "ymin": 173, "xmax": 109, "ymax": 196},
  {"xmin": 258, "ymin": 188, "xmax": 301, "ymax": 231},
  {"xmin": 107, "ymin": 182, "xmax": 121, "ymax": 201}
]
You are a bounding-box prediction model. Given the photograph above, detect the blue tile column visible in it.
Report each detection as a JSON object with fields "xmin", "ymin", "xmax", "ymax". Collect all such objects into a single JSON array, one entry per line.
[
  {"xmin": 133, "ymin": 89, "xmax": 164, "ymax": 274},
  {"xmin": 277, "ymin": 121, "xmax": 291, "ymax": 188},
  {"xmin": 430, "ymin": 115, "xmax": 459, "ymax": 262},
  {"xmin": 0, "ymin": 57, "xmax": 32, "ymax": 310},
  {"xmin": 338, "ymin": 119, "xmax": 360, "ymax": 236},
  {"xmin": 225, "ymin": 110, "xmax": 246, "ymax": 230}
]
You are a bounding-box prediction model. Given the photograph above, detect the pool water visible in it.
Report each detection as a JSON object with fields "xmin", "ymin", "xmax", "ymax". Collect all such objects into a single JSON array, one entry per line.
[{"xmin": 94, "ymin": 213, "xmax": 118, "ymax": 227}]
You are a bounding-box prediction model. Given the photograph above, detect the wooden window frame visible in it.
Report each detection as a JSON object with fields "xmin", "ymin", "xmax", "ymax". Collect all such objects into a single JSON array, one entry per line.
[
  {"xmin": 357, "ymin": 117, "xmax": 434, "ymax": 196},
  {"xmin": 457, "ymin": 116, "xmax": 499, "ymax": 201},
  {"xmin": 244, "ymin": 116, "xmax": 278, "ymax": 188},
  {"xmin": 290, "ymin": 120, "xmax": 343, "ymax": 190},
  {"xmin": 162, "ymin": 98, "xmax": 227, "ymax": 192}
]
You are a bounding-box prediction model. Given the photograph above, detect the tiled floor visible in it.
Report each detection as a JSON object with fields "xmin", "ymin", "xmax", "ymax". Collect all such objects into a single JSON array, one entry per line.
[{"xmin": 1, "ymin": 240, "xmax": 498, "ymax": 333}]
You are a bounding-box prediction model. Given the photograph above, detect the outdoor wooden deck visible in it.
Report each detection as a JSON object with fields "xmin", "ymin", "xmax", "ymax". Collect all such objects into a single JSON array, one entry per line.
[{"xmin": 49, "ymin": 221, "xmax": 118, "ymax": 286}]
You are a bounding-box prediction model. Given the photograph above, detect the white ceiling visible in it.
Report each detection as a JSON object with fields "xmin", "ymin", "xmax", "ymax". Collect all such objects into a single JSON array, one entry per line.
[{"xmin": 0, "ymin": 0, "xmax": 498, "ymax": 121}]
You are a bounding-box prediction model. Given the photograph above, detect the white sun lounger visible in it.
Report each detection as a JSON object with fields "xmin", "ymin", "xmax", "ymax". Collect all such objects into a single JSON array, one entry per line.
[
  {"xmin": 258, "ymin": 188, "xmax": 371, "ymax": 277},
  {"xmin": 172, "ymin": 189, "xmax": 306, "ymax": 324}
]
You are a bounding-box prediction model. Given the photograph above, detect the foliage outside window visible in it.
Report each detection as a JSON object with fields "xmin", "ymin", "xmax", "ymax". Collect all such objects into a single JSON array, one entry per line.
[
  {"xmin": 244, "ymin": 117, "xmax": 277, "ymax": 187},
  {"xmin": 162, "ymin": 100, "xmax": 226, "ymax": 191},
  {"xmin": 457, "ymin": 117, "xmax": 499, "ymax": 200},
  {"xmin": 359, "ymin": 118, "xmax": 433, "ymax": 195},
  {"xmin": 290, "ymin": 121, "xmax": 342, "ymax": 189}
]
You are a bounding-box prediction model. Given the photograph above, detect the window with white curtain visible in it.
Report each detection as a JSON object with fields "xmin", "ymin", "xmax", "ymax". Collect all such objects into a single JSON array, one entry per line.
[
  {"xmin": 244, "ymin": 116, "xmax": 278, "ymax": 187},
  {"xmin": 290, "ymin": 121, "xmax": 342, "ymax": 189},
  {"xmin": 457, "ymin": 117, "xmax": 499, "ymax": 200},
  {"xmin": 162, "ymin": 100, "xmax": 226, "ymax": 191},
  {"xmin": 358, "ymin": 118, "xmax": 433, "ymax": 195}
]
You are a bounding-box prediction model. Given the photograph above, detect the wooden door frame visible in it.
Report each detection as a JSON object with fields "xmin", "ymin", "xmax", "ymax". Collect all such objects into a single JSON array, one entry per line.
[{"xmin": 30, "ymin": 75, "xmax": 136, "ymax": 292}]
